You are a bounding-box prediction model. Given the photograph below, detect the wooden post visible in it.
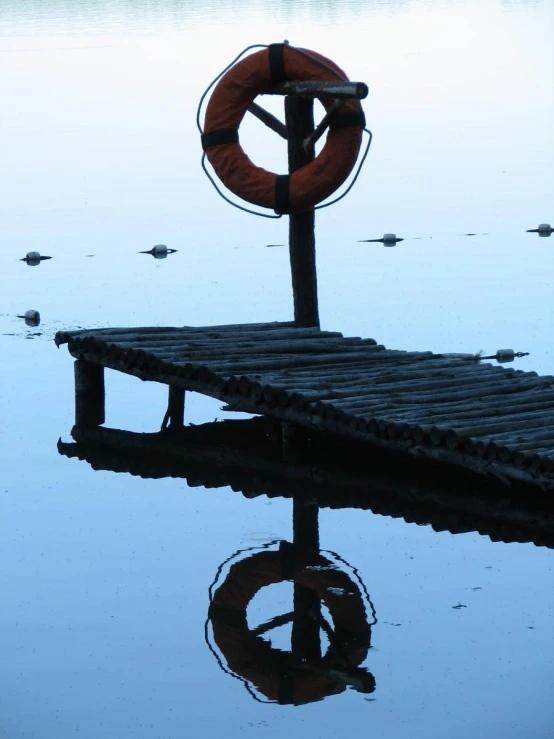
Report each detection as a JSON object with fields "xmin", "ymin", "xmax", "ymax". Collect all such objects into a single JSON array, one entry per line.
[
  {"xmin": 285, "ymin": 96, "xmax": 320, "ymax": 329},
  {"xmin": 161, "ymin": 386, "xmax": 185, "ymax": 430},
  {"xmin": 74, "ymin": 359, "xmax": 105, "ymax": 428},
  {"xmin": 168, "ymin": 386, "xmax": 185, "ymax": 428},
  {"xmin": 291, "ymin": 496, "xmax": 321, "ymax": 661}
]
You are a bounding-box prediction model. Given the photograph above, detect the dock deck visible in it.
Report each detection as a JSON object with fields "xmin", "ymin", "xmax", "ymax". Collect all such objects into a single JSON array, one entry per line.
[{"xmin": 55, "ymin": 321, "xmax": 554, "ymax": 490}]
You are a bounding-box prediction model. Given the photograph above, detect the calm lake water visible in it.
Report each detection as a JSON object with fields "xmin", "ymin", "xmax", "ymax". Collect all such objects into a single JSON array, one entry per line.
[{"xmin": 1, "ymin": 1, "xmax": 553, "ymax": 737}]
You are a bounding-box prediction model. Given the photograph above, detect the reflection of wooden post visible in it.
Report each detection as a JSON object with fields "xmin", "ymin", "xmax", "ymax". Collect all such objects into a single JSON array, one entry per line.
[
  {"xmin": 292, "ymin": 497, "xmax": 321, "ymax": 661},
  {"xmin": 286, "ymin": 97, "xmax": 320, "ymax": 329},
  {"xmin": 280, "ymin": 421, "xmax": 304, "ymax": 462},
  {"xmin": 74, "ymin": 360, "xmax": 105, "ymax": 428}
]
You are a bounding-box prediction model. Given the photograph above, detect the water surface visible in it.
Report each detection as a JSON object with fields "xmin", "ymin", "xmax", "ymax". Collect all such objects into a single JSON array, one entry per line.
[{"xmin": 0, "ymin": 1, "xmax": 553, "ymax": 737}]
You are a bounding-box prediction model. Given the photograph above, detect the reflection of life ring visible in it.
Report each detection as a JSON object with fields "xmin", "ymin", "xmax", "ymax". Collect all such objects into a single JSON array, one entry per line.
[
  {"xmin": 201, "ymin": 44, "xmax": 365, "ymax": 214},
  {"xmin": 208, "ymin": 542, "xmax": 374, "ymax": 705}
]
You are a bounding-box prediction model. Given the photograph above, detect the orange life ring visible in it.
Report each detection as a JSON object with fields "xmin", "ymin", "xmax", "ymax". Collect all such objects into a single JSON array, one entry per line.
[
  {"xmin": 201, "ymin": 44, "xmax": 366, "ymax": 214},
  {"xmin": 208, "ymin": 543, "xmax": 374, "ymax": 704}
]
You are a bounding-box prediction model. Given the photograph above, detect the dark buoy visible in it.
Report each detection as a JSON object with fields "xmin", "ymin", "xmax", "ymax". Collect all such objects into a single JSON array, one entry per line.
[
  {"xmin": 480, "ymin": 349, "xmax": 530, "ymax": 363},
  {"xmin": 20, "ymin": 251, "xmax": 53, "ymax": 265},
  {"xmin": 358, "ymin": 233, "xmax": 404, "ymax": 246},
  {"xmin": 139, "ymin": 244, "xmax": 177, "ymax": 259},
  {"xmin": 526, "ymin": 223, "xmax": 552, "ymax": 237},
  {"xmin": 17, "ymin": 309, "xmax": 41, "ymax": 327}
]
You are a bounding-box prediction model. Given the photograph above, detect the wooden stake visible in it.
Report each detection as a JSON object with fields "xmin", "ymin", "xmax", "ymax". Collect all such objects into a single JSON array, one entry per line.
[
  {"xmin": 248, "ymin": 102, "xmax": 288, "ymax": 139},
  {"xmin": 271, "ymin": 80, "xmax": 368, "ymax": 100},
  {"xmin": 166, "ymin": 386, "xmax": 185, "ymax": 429},
  {"xmin": 286, "ymin": 96, "xmax": 320, "ymax": 329}
]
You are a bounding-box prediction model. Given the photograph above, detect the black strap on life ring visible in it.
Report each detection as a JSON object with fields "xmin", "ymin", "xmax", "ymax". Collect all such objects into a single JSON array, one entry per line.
[
  {"xmin": 208, "ymin": 603, "xmax": 248, "ymax": 627},
  {"xmin": 274, "ymin": 174, "xmax": 291, "ymax": 215},
  {"xmin": 330, "ymin": 110, "xmax": 366, "ymax": 129},
  {"xmin": 278, "ymin": 672, "xmax": 295, "ymax": 705},
  {"xmin": 268, "ymin": 43, "xmax": 287, "ymax": 84},
  {"xmin": 201, "ymin": 128, "xmax": 239, "ymax": 150}
]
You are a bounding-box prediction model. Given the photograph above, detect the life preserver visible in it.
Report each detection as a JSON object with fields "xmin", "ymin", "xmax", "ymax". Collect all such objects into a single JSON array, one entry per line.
[
  {"xmin": 208, "ymin": 543, "xmax": 374, "ymax": 704},
  {"xmin": 201, "ymin": 44, "xmax": 366, "ymax": 214}
]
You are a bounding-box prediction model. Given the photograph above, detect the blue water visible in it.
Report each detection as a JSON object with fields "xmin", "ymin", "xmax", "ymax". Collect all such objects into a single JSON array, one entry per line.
[{"xmin": 0, "ymin": 1, "xmax": 553, "ymax": 737}]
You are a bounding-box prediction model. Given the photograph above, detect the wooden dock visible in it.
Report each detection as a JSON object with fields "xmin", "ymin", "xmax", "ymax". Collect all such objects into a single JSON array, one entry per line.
[{"xmin": 55, "ymin": 321, "xmax": 554, "ymax": 491}]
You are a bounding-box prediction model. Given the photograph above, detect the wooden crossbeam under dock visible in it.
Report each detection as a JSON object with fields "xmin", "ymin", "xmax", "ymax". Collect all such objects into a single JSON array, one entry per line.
[{"xmin": 55, "ymin": 321, "xmax": 554, "ymax": 490}]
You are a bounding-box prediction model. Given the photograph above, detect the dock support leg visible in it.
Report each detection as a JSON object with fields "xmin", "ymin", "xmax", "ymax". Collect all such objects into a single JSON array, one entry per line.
[
  {"xmin": 161, "ymin": 386, "xmax": 185, "ymax": 430},
  {"xmin": 286, "ymin": 96, "xmax": 320, "ymax": 329},
  {"xmin": 168, "ymin": 386, "xmax": 185, "ymax": 428},
  {"xmin": 291, "ymin": 497, "xmax": 321, "ymax": 661},
  {"xmin": 74, "ymin": 359, "xmax": 105, "ymax": 428}
]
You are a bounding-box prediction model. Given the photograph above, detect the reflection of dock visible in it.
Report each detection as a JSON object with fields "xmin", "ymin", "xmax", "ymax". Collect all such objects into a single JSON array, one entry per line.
[
  {"xmin": 58, "ymin": 418, "xmax": 554, "ymax": 548},
  {"xmin": 55, "ymin": 322, "xmax": 554, "ymax": 491}
]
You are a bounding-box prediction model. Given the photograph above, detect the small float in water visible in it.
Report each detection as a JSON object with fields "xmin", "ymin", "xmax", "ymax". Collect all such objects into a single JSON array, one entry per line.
[
  {"xmin": 139, "ymin": 244, "xmax": 177, "ymax": 259},
  {"xmin": 479, "ymin": 349, "xmax": 530, "ymax": 364},
  {"xmin": 17, "ymin": 309, "xmax": 41, "ymax": 327},
  {"xmin": 358, "ymin": 233, "xmax": 404, "ymax": 246},
  {"xmin": 20, "ymin": 251, "xmax": 53, "ymax": 266},
  {"xmin": 526, "ymin": 223, "xmax": 552, "ymax": 237}
]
